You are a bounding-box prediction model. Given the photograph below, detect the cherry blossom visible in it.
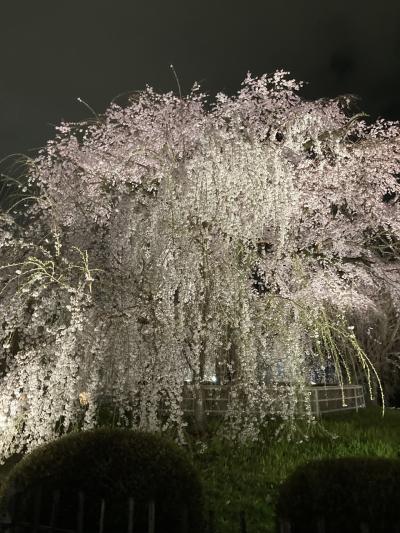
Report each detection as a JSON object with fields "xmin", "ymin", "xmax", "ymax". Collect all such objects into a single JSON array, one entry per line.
[{"xmin": 0, "ymin": 70, "xmax": 399, "ymax": 461}]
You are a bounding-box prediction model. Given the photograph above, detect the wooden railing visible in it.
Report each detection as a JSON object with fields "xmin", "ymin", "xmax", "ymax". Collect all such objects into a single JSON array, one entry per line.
[
  {"xmin": 181, "ymin": 383, "xmax": 365, "ymax": 417},
  {"xmin": 309, "ymin": 384, "xmax": 365, "ymax": 416},
  {"xmin": 0, "ymin": 489, "xmax": 246, "ymax": 533},
  {"xmin": 0, "ymin": 489, "xmax": 166, "ymax": 533}
]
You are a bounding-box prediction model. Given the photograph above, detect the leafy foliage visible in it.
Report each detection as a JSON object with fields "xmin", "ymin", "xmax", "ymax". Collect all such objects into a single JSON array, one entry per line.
[
  {"xmin": 276, "ymin": 456, "xmax": 400, "ymax": 533},
  {"xmin": 0, "ymin": 428, "xmax": 204, "ymax": 533}
]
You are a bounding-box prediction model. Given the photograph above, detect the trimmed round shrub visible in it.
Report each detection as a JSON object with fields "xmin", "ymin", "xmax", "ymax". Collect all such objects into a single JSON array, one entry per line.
[
  {"xmin": 0, "ymin": 428, "xmax": 204, "ymax": 533},
  {"xmin": 276, "ymin": 457, "xmax": 400, "ymax": 533}
]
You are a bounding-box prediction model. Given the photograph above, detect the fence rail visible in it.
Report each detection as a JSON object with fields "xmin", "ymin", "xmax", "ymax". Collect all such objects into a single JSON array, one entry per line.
[
  {"xmin": 309, "ymin": 384, "xmax": 365, "ymax": 416},
  {"xmin": 181, "ymin": 383, "xmax": 365, "ymax": 417}
]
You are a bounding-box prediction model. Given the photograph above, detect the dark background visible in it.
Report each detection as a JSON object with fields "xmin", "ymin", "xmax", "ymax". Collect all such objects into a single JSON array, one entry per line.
[{"xmin": 1, "ymin": 0, "xmax": 399, "ymax": 163}]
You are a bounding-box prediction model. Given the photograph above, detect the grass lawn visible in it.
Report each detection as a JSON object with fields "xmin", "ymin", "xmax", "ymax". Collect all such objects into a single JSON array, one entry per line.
[{"xmin": 189, "ymin": 406, "xmax": 400, "ymax": 533}]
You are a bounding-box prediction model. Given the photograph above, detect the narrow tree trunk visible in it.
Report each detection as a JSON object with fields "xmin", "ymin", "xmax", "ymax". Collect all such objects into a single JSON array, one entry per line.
[{"xmin": 194, "ymin": 385, "xmax": 206, "ymax": 434}]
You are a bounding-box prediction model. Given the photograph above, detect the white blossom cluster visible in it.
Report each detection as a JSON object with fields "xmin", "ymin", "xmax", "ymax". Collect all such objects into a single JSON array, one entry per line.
[{"xmin": 0, "ymin": 70, "xmax": 399, "ymax": 460}]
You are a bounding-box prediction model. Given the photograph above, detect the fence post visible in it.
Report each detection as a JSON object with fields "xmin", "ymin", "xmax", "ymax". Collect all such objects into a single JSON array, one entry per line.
[
  {"xmin": 316, "ymin": 517, "xmax": 325, "ymax": 533},
  {"xmin": 99, "ymin": 498, "xmax": 105, "ymax": 533},
  {"xmin": 239, "ymin": 510, "xmax": 247, "ymax": 533},
  {"xmin": 49, "ymin": 489, "xmax": 60, "ymax": 532},
  {"xmin": 148, "ymin": 500, "xmax": 155, "ymax": 533},
  {"xmin": 314, "ymin": 389, "xmax": 320, "ymax": 417},
  {"xmin": 280, "ymin": 520, "xmax": 291, "ymax": 533},
  {"xmin": 32, "ymin": 485, "xmax": 42, "ymax": 533},
  {"xmin": 7, "ymin": 489, "xmax": 19, "ymax": 529},
  {"xmin": 77, "ymin": 491, "xmax": 85, "ymax": 533},
  {"xmin": 127, "ymin": 497, "xmax": 134, "ymax": 533},
  {"xmin": 180, "ymin": 504, "xmax": 188, "ymax": 533},
  {"xmin": 208, "ymin": 509, "xmax": 215, "ymax": 533}
]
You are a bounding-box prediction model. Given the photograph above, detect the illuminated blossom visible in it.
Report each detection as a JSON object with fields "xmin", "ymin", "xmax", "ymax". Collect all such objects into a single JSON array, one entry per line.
[{"xmin": 0, "ymin": 70, "xmax": 399, "ymax": 461}]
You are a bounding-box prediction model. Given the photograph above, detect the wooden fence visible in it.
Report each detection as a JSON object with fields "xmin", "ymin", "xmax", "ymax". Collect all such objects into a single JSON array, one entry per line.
[
  {"xmin": 181, "ymin": 383, "xmax": 365, "ymax": 417},
  {"xmin": 0, "ymin": 489, "xmax": 393, "ymax": 533},
  {"xmin": 0, "ymin": 489, "xmax": 172, "ymax": 533},
  {"xmin": 309, "ymin": 384, "xmax": 365, "ymax": 416},
  {"xmin": 0, "ymin": 489, "xmax": 248, "ymax": 533}
]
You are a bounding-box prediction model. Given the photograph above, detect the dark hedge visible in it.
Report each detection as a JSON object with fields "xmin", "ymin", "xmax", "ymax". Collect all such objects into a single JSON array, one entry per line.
[
  {"xmin": 276, "ymin": 457, "xmax": 400, "ymax": 533},
  {"xmin": 0, "ymin": 428, "xmax": 205, "ymax": 533}
]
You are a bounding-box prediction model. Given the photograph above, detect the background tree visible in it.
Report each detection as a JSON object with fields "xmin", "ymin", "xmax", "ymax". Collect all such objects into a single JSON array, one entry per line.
[{"xmin": 0, "ymin": 71, "xmax": 399, "ymax": 462}]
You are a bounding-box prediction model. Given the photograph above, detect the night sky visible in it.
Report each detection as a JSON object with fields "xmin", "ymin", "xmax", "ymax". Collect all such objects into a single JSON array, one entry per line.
[{"xmin": 1, "ymin": 0, "xmax": 399, "ymax": 163}]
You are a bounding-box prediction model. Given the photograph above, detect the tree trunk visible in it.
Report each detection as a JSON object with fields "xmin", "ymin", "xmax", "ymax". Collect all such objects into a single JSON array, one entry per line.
[{"xmin": 194, "ymin": 385, "xmax": 206, "ymax": 434}]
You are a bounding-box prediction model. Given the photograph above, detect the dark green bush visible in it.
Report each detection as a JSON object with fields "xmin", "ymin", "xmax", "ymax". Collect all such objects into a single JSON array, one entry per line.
[
  {"xmin": 276, "ymin": 457, "xmax": 400, "ymax": 533},
  {"xmin": 0, "ymin": 428, "xmax": 205, "ymax": 533}
]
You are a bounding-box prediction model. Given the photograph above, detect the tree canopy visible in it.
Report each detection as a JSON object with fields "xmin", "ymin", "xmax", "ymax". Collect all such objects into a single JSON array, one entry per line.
[{"xmin": 0, "ymin": 70, "xmax": 399, "ymax": 461}]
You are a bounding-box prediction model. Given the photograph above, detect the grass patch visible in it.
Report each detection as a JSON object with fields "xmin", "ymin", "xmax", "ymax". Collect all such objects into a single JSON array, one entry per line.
[{"xmin": 189, "ymin": 407, "xmax": 400, "ymax": 533}]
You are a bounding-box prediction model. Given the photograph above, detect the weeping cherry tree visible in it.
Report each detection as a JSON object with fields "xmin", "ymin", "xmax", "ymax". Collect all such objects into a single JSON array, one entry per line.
[{"xmin": 0, "ymin": 70, "xmax": 400, "ymax": 461}]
